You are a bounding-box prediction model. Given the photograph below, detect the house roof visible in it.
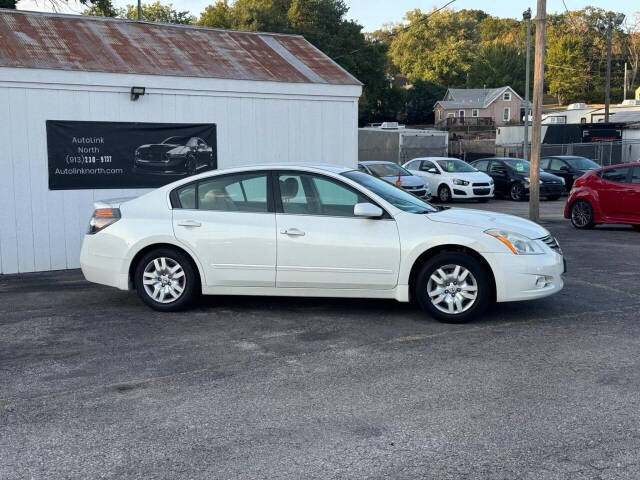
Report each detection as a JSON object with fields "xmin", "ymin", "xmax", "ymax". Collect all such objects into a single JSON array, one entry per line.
[
  {"xmin": 0, "ymin": 9, "xmax": 361, "ymax": 85},
  {"xmin": 435, "ymin": 87, "xmax": 521, "ymax": 109}
]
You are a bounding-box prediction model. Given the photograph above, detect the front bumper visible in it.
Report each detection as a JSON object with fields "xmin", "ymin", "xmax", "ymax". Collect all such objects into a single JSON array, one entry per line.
[
  {"xmin": 450, "ymin": 183, "xmax": 494, "ymax": 199},
  {"xmin": 487, "ymin": 249, "xmax": 565, "ymax": 303},
  {"xmin": 133, "ymin": 156, "xmax": 187, "ymax": 175}
]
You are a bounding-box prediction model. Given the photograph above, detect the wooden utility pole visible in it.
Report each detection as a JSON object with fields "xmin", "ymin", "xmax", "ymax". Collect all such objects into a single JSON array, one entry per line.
[
  {"xmin": 529, "ymin": 0, "xmax": 547, "ymax": 222},
  {"xmin": 604, "ymin": 25, "xmax": 613, "ymax": 122},
  {"xmin": 624, "ymin": 62, "xmax": 628, "ymax": 101}
]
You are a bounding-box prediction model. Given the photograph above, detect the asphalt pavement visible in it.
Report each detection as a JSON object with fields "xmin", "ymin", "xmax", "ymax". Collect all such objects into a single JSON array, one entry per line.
[{"xmin": 1, "ymin": 198, "xmax": 640, "ymax": 479}]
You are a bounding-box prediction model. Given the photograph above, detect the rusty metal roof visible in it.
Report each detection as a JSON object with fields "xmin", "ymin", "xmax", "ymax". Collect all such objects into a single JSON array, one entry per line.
[{"xmin": 0, "ymin": 9, "xmax": 361, "ymax": 85}]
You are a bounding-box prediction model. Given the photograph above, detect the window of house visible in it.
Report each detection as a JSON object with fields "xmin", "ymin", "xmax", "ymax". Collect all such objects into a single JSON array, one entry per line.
[
  {"xmin": 472, "ymin": 109, "xmax": 479, "ymax": 117},
  {"xmin": 503, "ymin": 107, "xmax": 511, "ymax": 122},
  {"xmin": 503, "ymin": 92, "xmax": 511, "ymax": 101},
  {"xmin": 447, "ymin": 113, "xmax": 455, "ymax": 118},
  {"xmin": 438, "ymin": 110, "xmax": 443, "ymax": 120},
  {"xmin": 459, "ymin": 110, "xmax": 465, "ymax": 118}
]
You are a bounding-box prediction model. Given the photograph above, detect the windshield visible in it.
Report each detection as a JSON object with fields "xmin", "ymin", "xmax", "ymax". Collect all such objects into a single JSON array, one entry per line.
[
  {"xmin": 342, "ymin": 170, "xmax": 438, "ymax": 214},
  {"xmin": 564, "ymin": 157, "xmax": 599, "ymax": 170},
  {"xmin": 161, "ymin": 136, "xmax": 188, "ymax": 145},
  {"xmin": 366, "ymin": 163, "xmax": 412, "ymax": 177},
  {"xmin": 435, "ymin": 159, "xmax": 477, "ymax": 173},
  {"xmin": 503, "ymin": 159, "xmax": 531, "ymax": 173}
]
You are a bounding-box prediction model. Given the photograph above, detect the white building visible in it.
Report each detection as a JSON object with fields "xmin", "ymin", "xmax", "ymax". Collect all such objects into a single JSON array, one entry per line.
[{"xmin": 0, "ymin": 10, "xmax": 362, "ymax": 274}]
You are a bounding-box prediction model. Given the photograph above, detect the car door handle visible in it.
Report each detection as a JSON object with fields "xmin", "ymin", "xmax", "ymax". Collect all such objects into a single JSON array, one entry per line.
[
  {"xmin": 280, "ymin": 228, "xmax": 305, "ymax": 236},
  {"xmin": 177, "ymin": 220, "xmax": 202, "ymax": 227}
]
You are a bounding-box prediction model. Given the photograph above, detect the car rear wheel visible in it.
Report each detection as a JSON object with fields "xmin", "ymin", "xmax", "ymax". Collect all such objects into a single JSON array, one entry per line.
[
  {"xmin": 438, "ymin": 185, "xmax": 452, "ymax": 203},
  {"xmin": 415, "ymin": 252, "xmax": 490, "ymax": 323},
  {"xmin": 570, "ymin": 200, "xmax": 594, "ymax": 229},
  {"xmin": 510, "ymin": 182, "xmax": 525, "ymax": 201},
  {"xmin": 134, "ymin": 248, "xmax": 199, "ymax": 311}
]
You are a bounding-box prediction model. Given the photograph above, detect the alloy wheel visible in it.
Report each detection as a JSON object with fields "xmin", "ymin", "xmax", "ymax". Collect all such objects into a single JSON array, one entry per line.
[
  {"xmin": 142, "ymin": 257, "xmax": 186, "ymax": 304},
  {"xmin": 439, "ymin": 186, "xmax": 451, "ymax": 202},
  {"xmin": 510, "ymin": 183, "xmax": 524, "ymax": 201},
  {"xmin": 571, "ymin": 201, "xmax": 593, "ymax": 228},
  {"xmin": 426, "ymin": 264, "xmax": 478, "ymax": 314}
]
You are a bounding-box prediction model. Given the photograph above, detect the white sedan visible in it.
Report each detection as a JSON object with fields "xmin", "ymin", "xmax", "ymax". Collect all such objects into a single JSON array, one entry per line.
[
  {"xmin": 403, "ymin": 157, "xmax": 495, "ymax": 203},
  {"xmin": 80, "ymin": 165, "xmax": 564, "ymax": 323}
]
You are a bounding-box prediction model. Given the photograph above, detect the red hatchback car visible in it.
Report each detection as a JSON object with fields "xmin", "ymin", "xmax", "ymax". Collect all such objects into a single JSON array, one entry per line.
[{"xmin": 565, "ymin": 163, "xmax": 640, "ymax": 230}]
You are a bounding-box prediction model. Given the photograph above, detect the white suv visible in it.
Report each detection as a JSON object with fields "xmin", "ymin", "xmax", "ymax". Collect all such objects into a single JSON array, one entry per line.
[
  {"xmin": 80, "ymin": 165, "xmax": 563, "ymax": 323},
  {"xmin": 403, "ymin": 157, "xmax": 494, "ymax": 202}
]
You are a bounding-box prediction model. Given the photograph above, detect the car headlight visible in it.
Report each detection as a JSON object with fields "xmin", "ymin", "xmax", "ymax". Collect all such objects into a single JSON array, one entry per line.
[
  {"xmin": 452, "ymin": 178, "xmax": 469, "ymax": 186},
  {"xmin": 485, "ymin": 229, "xmax": 543, "ymax": 255},
  {"xmin": 489, "ymin": 179, "xmax": 494, "ymax": 185},
  {"xmin": 523, "ymin": 177, "xmax": 542, "ymax": 186}
]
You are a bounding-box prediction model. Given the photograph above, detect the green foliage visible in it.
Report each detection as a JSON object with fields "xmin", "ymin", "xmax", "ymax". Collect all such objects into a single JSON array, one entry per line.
[
  {"xmin": 123, "ymin": 2, "xmax": 195, "ymax": 24},
  {"xmin": 405, "ymin": 80, "xmax": 446, "ymax": 124},
  {"xmin": 467, "ymin": 42, "xmax": 526, "ymax": 96},
  {"xmin": 198, "ymin": 1, "xmax": 233, "ymax": 28}
]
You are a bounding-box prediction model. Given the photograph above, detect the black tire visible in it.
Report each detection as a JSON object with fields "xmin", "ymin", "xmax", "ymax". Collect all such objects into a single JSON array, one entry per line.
[
  {"xmin": 438, "ymin": 184, "xmax": 452, "ymax": 203},
  {"xmin": 510, "ymin": 182, "xmax": 525, "ymax": 201},
  {"xmin": 134, "ymin": 248, "xmax": 200, "ymax": 311},
  {"xmin": 570, "ymin": 199, "xmax": 595, "ymax": 229},
  {"xmin": 477, "ymin": 198, "xmax": 490, "ymax": 203},
  {"xmin": 415, "ymin": 252, "xmax": 491, "ymax": 324},
  {"xmin": 547, "ymin": 195, "xmax": 561, "ymax": 201}
]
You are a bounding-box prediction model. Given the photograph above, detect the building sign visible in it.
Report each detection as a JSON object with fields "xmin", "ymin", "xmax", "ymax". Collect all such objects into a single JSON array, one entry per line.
[{"xmin": 46, "ymin": 121, "xmax": 217, "ymax": 190}]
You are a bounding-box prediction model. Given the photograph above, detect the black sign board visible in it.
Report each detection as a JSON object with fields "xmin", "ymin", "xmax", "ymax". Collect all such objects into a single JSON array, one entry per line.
[{"xmin": 46, "ymin": 121, "xmax": 217, "ymax": 190}]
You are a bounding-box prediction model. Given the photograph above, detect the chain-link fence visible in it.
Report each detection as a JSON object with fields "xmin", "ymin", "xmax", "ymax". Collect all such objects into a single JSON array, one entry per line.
[{"xmin": 497, "ymin": 140, "xmax": 640, "ymax": 166}]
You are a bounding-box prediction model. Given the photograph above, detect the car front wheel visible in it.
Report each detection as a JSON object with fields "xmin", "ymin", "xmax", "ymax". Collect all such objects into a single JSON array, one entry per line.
[
  {"xmin": 438, "ymin": 185, "xmax": 452, "ymax": 203},
  {"xmin": 510, "ymin": 182, "xmax": 525, "ymax": 201},
  {"xmin": 415, "ymin": 252, "xmax": 491, "ymax": 323},
  {"xmin": 570, "ymin": 200, "xmax": 594, "ymax": 229},
  {"xmin": 134, "ymin": 248, "xmax": 199, "ymax": 311}
]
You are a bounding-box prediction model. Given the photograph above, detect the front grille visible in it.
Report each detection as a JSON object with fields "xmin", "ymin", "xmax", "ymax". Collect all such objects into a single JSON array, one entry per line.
[
  {"xmin": 540, "ymin": 235, "xmax": 562, "ymax": 254},
  {"xmin": 473, "ymin": 188, "xmax": 491, "ymax": 195},
  {"xmin": 473, "ymin": 182, "xmax": 490, "ymax": 187}
]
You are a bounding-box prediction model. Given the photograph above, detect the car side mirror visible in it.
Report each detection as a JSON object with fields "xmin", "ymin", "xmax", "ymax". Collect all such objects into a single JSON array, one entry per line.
[{"xmin": 354, "ymin": 202, "xmax": 383, "ymax": 218}]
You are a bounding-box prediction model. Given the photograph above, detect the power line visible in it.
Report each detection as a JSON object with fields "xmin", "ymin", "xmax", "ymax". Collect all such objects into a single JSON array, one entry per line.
[{"xmin": 333, "ymin": 0, "xmax": 457, "ymax": 60}]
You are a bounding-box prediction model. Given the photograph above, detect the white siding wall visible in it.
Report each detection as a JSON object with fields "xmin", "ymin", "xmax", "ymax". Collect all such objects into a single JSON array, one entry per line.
[{"xmin": 0, "ymin": 69, "xmax": 360, "ymax": 274}]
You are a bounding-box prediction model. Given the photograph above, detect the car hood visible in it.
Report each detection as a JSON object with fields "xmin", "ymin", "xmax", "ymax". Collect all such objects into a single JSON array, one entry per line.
[
  {"xmin": 538, "ymin": 171, "xmax": 563, "ymax": 182},
  {"xmin": 427, "ymin": 208, "xmax": 549, "ymax": 239},
  {"xmin": 441, "ymin": 171, "xmax": 492, "ymax": 182},
  {"xmin": 380, "ymin": 175, "xmax": 426, "ymax": 187}
]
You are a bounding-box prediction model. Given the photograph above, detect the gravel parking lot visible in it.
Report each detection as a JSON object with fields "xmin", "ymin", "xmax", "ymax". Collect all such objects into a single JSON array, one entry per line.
[{"xmin": 2, "ymin": 198, "xmax": 640, "ymax": 479}]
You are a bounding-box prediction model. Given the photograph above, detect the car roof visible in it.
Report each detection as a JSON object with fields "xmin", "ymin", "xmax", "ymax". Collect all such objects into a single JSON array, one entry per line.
[
  {"xmin": 410, "ymin": 157, "xmax": 461, "ymax": 161},
  {"xmin": 359, "ymin": 160, "xmax": 401, "ymax": 166},
  {"xmin": 542, "ymin": 155, "xmax": 591, "ymax": 160},
  {"xmin": 598, "ymin": 162, "xmax": 639, "ymax": 170}
]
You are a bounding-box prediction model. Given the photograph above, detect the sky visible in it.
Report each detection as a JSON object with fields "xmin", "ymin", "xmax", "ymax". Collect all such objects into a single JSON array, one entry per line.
[{"xmin": 16, "ymin": 0, "xmax": 640, "ymax": 30}]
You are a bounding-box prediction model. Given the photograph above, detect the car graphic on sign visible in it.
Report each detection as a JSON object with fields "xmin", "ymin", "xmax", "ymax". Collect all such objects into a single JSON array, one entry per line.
[{"xmin": 134, "ymin": 136, "xmax": 215, "ymax": 176}]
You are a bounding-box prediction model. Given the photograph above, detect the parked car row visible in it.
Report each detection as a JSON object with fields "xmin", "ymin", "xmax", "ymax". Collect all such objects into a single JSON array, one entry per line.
[{"xmin": 357, "ymin": 156, "xmax": 599, "ymax": 203}]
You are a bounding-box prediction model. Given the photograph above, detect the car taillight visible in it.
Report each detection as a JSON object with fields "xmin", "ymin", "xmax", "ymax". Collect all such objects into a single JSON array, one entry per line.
[
  {"xmin": 88, "ymin": 208, "xmax": 121, "ymax": 234},
  {"xmin": 573, "ymin": 178, "xmax": 587, "ymax": 188}
]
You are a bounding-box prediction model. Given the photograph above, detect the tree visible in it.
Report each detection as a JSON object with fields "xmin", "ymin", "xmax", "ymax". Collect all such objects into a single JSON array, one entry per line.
[
  {"xmin": 467, "ymin": 42, "xmax": 526, "ymax": 96},
  {"xmin": 198, "ymin": 0, "xmax": 233, "ymax": 28},
  {"xmin": 122, "ymin": 2, "xmax": 195, "ymax": 24},
  {"xmin": 387, "ymin": 9, "xmax": 485, "ymax": 87},
  {"xmin": 545, "ymin": 33, "xmax": 592, "ymax": 104},
  {"xmin": 405, "ymin": 80, "xmax": 446, "ymax": 124}
]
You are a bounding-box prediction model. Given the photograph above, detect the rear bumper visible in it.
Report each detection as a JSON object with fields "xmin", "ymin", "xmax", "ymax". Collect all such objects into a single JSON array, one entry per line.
[{"xmin": 80, "ymin": 236, "xmax": 129, "ymax": 290}]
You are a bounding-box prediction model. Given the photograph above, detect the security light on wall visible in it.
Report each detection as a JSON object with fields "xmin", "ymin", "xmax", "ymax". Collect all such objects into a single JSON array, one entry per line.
[{"xmin": 130, "ymin": 86, "xmax": 146, "ymax": 101}]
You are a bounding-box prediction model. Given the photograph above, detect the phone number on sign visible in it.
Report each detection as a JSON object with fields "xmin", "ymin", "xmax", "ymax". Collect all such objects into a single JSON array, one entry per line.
[{"xmin": 65, "ymin": 155, "xmax": 113, "ymax": 165}]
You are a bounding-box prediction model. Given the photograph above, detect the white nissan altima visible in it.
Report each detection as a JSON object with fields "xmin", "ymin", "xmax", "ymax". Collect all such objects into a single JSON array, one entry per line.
[{"xmin": 80, "ymin": 165, "xmax": 565, "ymax": 323}]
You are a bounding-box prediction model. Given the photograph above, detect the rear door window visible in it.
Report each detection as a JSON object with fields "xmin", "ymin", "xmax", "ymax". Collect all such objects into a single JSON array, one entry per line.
[
  {"xmin": 473, "ymin": 160, "xmax": 489, "ymax": 172},
  {"xmin": 631, "ymin": 167, "xmax": 640, "ymax": 184}
]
